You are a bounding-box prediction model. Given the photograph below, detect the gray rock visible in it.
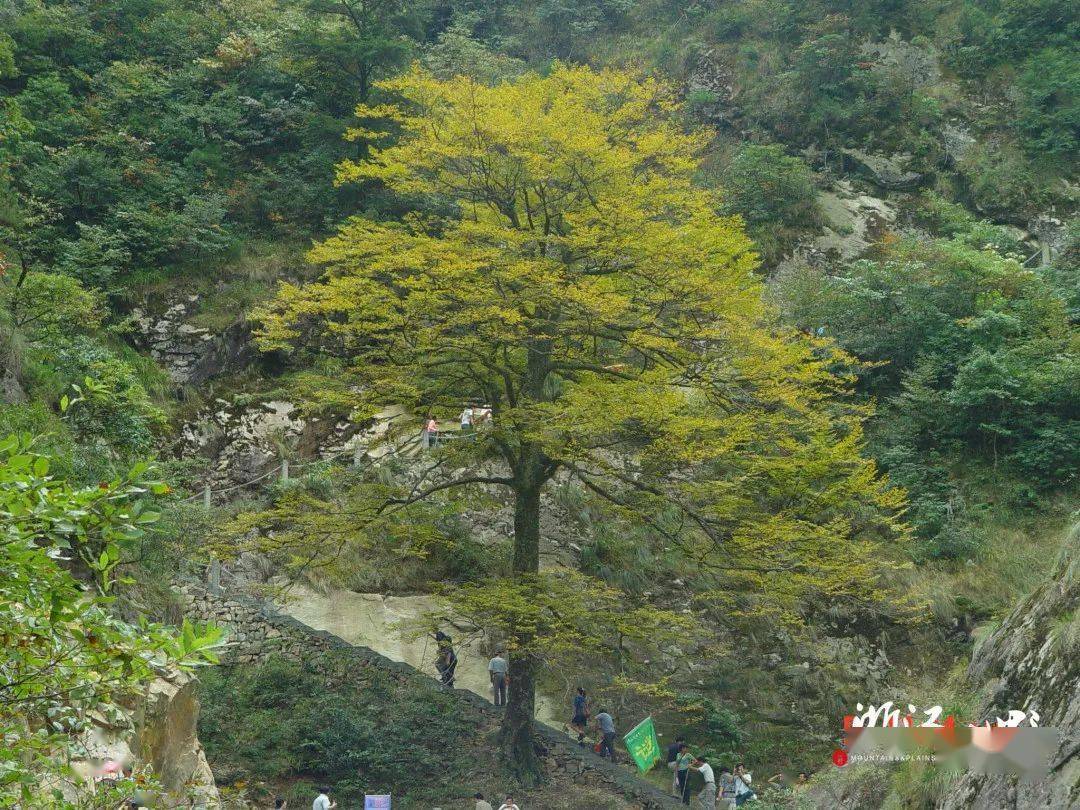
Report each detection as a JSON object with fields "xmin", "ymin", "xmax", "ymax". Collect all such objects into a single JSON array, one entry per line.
[
  {"xmin": 939, "ymin": 525, "xmax": 1079, "ymax": 810},
  {"xmin": 841, "ymin": 148, "xmax": 923, "ymax": 189},
  {"xmin": 0, "ymin": 365, "xmax": 26, "ymax": 404},
  {"xmin": 943, "ymin": 122, "xmax": 976, "ymax": 163},
  {"xmin": 808, "ymin": 180, "xmax": 898, "ymax": 259},
  {"xmin": 130, "ymin": 292, "xmax": 254, "ymax": 385}
]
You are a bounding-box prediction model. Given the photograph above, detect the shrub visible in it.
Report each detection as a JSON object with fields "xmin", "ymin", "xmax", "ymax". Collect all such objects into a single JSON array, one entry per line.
[
  {"xmin": 717, "ymin": 144, "xmax": 820, "ymax": 261},
  {"xmin": 1016, "ymin": 47, "xmax": 1080, "ymax": 162},
  {"xmin": 26, "ymin": 336, "xmax": 166, "ymax": 455},
  {"xmin": 198, "ymin": 657, "xmax": 480, "ymax": 805}
]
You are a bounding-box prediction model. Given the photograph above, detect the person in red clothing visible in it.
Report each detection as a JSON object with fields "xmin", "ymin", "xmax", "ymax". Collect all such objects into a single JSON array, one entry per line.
[{"xmin": 424, "ymin": 417, "xmax": 439, "ymax": 448}]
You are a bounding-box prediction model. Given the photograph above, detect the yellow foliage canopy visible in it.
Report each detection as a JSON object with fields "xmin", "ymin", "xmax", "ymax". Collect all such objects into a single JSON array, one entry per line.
[{"xmin": 255, "ymin": 64, "xmax": 909, "ymax": 619}]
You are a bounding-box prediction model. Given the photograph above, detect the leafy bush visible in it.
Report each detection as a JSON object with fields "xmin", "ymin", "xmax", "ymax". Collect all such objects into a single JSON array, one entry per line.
[
  {"xmin": 27, "ymin": 336, "xmax": 167, "ymax": 455},
  {"xmin": 718, "ymin": 144, "xmax": 821, "ymax": 259},
  {"xmin": 956, "ymin": 142, "xmax": 1046, "ymax": 219},
  {"xmin": 1016, "ymin": 47, "xmax": 1080, "ymax": 162},
  {"xmin": 774, "ymin": 237, "xmax": 1079, "ymax": 490},
  {"xmin": 198, "ymin": 657, "xmax": 479, "ymax": 806},
  {"xmin": 0, "ymin": 435, "xmax": 222, "ymax": 807}
]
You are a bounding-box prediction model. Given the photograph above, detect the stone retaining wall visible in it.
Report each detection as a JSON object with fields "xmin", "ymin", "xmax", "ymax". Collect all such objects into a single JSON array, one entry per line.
[{"xmin": 175, "ymin": 582, "xmax": 680, "ymax": 809}]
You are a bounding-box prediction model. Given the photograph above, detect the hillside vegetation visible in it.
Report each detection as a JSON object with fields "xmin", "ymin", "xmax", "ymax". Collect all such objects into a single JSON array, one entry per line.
[{"xmin": 0, "ymin": 0, "xmax": 1076, "ymax": 807}]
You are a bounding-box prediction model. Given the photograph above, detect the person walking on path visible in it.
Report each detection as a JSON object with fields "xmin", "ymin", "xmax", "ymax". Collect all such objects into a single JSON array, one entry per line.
[
  {"xmin": 675, "ymin": 743, "xmax": 693, "ymax": 804},
  {"xmin": 488, "ymin": 650, "xmax": 508, "ymax": 706},
  {"xmin": 312, "ymin": 786, "xmax": 336, "ymax": 810},
  {"xmin": 434, "ymin": 631, "xmax": 458, "ymax": 688},
  {"xmin": 569, "ymin": 687, "xmax": 590, "ymax": 743},
  {"xmin": 497, "ymin": 795, "xmax": 520, "ymax": 810},
  {"xmin": 666, "ymin": 735, "xmax": 686, "ymax": 796},
  {"xmin": 460, "ymin": 406, "xmax": 474, "ymax": 435},
  {"xmin": 474, "ymin": 792, "xmax": 493, "ymax": 810},
  {"xmin": 594, "ymin": 709, "xmax": 617, "ymax": 762},
  {"xmin": 424, "ymin": 417, "xmax": 439, "ymax": 449},
  {"xmin": 691, "ymin": 757, "xmax": 716, "ymax": 810}
]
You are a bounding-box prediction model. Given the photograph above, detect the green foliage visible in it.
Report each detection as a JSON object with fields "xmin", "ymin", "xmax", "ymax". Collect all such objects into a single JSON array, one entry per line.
[
  {"xmin": 0, "ymin": 0, "xmax": 431, "ymax": 297},
  {"xmin": 198, "ymin": 656, "xmax": 480, "ymax": 806},
  {"xmin": 716, "ymin": 144, "xmax": 821, "ymax": 261},
  {"xmin": 955, "ymin": 143, "xmax": 1048, "ymax": 221},
  {"xmin": 424, "ymin": 19, "xmax": 527, "ymax": 82},
  {"xmin": 1016, "ymin": 47, "xmax": 1080, "ymax": 163},
  {"xmin": 908, "ymin": 193, "xmax": 1020, "ymax": 255},
  {"xmin": 774, "ymin": 234, "xmax": 1079, "ymax": 552},
  {"xmin": 28, "ymin": 336, "xmax": 167, "ymax": 455},
  {"xmin": 0, "ymin": 32, "xmax": 15, "ymax": 80},
  {"xmin": 0, "ymin": 435, "xmax": 222, "ymax": 807},
  {"xmin": 875, "ymin": 443, "xmax": 978, "ymax": 561},
  {"xmin": 1, "ymin": 272, "xmax": 103, "ymax": 337},
  {"xmin": 672, "ymin": 694, "xmax": 745, "ymax": 755},
  {"xmin": 435, "ymin": 569, "xmax": 694, "ymax": 668}
]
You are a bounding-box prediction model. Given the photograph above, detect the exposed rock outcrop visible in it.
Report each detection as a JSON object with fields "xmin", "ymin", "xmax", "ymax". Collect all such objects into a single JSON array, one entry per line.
[
  {"xmin": 131, "ymin": 293, "xmax": 253, "ymax": 386},
  {"xmin": 841, "ymin": 149, "xmax": 923, "ymax": 190},
  {"xmin": 685, "ymin": 48, "xmax": 738, "ymax": 125},
  {"xmin": 178, "ymin": 399, "xmax": 412, "ymax": 489},
  {"xmin": 0, "ymin": 364, "xmax": 26, "ymax": 404},
  {"xmin": 179, "ymin": 398, "xmax": 309, "ymax": 486},
  {"xmin": 72, "ymin": 671, "xmax": 220, "ymax": 808},
  {"xmin": 939, "ymin": 527, "xmax": 1079, "ymax": 810},
  {"xmin": 132, "ymin": 674, "xmax": 220, "ymax": 808},
  {"xmin": 814, "ymin": 180, "xmax": 897, "ymax": 259}
]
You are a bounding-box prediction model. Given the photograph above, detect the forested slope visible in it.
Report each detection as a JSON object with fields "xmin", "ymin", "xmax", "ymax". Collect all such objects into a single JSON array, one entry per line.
[{"xmin": 0, "ymin": 1, "xmax": 1076, "ymax": 808}]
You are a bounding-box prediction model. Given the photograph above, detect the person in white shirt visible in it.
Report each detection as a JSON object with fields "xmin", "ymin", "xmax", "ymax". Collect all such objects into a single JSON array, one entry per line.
[
  {"xmin": 692, "ymin": 757, "xmax": 717, "ymax": 809},
  {"xmin": 497, "ymin": 795, "xmax": 520, "ymax": 810},
  {"xmin": 733, "ymin": 763, "xmax": 755, "ymax": 806},
  {"xmin": 312, "ymin": 786, "xmax": 336, "ymax": 810},
  {"xmin": 488, "ymin": 650, "xmax": 509, "ymax": 706},
  {"xmin": 460, "ymin": 406, "xmax": 474, "ymax": 433}
]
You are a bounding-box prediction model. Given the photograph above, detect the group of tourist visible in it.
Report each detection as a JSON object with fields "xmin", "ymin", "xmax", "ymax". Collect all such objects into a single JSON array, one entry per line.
[
  {"xmin": 665, "ymin": 739, "xmax": 757, "ymax": 809},
  {"xmin": 474, "ymin": 792, "xmax": 519, "ymax": 809},
  {"xmin": 297, "ymin": 787, "xmax": 520, "ymax": 809},
  {"xmin": 427, "ymin": 640, "xmax": 804, "ymax": 810},
  {"xmin": 423, "ymin": 405, "xmax": 493, "ymax": 448}
]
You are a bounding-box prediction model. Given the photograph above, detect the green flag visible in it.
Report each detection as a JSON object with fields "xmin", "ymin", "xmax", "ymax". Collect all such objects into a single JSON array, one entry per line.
[{"xmin": 623, "ymin": 716, "xmax": 662, "ymax": 773}]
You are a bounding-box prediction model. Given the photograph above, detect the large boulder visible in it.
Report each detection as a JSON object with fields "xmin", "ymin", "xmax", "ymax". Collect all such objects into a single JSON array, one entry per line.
[
  {"xmin": 70, "ymin": 671, "xmax": 220, "ymax": 809},
  {"xmin": 813, "ymin": 180, "xmax": 897, "ymax": 259},
  {"xmin": 132, "ymin": 673, "xmax": 219, "ymax": 807},
  {"xmin": 841, "ymin": 149, "xmax": 923, "ymax": 190}
]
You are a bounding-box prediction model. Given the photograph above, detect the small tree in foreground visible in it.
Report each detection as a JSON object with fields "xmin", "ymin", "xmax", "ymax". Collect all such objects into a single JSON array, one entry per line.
[
  {"xmin": 255, "ymin": 64, "xmax": 907, "ymax": 777},
  {"xmin": 0, "ymin": 435, "xmax": 224, "ymax": 807}
]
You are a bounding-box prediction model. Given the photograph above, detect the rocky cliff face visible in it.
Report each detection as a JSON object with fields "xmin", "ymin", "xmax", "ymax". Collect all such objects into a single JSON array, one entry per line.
[
  {"xmin": 71, "ymin": 670, "xmax": 220, "ymax": 808},
  {"xmin": 132, "ymin": 674, "xmax": 220, "ymax": 808},
  {"xmin": 131, "ymin": 293, "xmax": 254, "ymax": 386},
  {"xmin": 940, "ymin": 527, "xmax": 1079, "ymax": 810}
]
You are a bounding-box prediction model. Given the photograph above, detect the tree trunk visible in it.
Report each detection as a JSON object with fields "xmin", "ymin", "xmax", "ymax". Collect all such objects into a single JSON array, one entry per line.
[{"xmin": 502, "ymin": 483, "xmax": 542, "ymax": 780}]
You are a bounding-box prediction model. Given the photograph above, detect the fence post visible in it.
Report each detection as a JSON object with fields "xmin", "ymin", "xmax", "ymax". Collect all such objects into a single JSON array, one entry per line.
[
  {"xmin": 280, "ymin": 457, "xmax": 289, "ymax": 483},
  {"xmin": 203, "ymin": 484, "xmax": 211, "ymax": 510},
  {"xmin": 208, "ymin": 558, "xmax": 221, "ymax": 594},
  {"xmin": 353, "ymin": 441, "xmax": 363, "ymax": 467}
]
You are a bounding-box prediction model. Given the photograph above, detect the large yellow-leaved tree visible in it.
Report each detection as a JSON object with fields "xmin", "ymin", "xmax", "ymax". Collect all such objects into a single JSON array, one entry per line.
[{"xmin": 256, "ymin": 64, "xmax": 906, "ymax": 776}]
